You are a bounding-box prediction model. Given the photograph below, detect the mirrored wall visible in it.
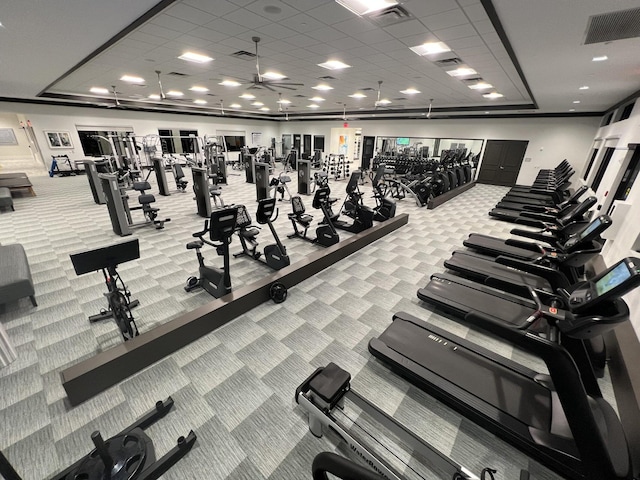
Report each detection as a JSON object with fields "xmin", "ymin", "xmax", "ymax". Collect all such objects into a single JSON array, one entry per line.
[{"xmin": 375, "ymin": 136, "xmax": 484, "ymax": 158}]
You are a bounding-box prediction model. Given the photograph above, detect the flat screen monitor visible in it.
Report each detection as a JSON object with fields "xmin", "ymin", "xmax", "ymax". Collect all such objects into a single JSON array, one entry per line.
[
  {"xmin": 396, "ymin": 138, "xmax": 410, "ymax": 146},
  {"xmin": 595, "ymin": 261, "xmax": 632, "ymax": 296}
]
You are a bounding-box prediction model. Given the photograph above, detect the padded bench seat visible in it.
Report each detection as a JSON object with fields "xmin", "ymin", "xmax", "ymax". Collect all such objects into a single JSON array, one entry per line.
[
  {"xmin": 0, "ymin": 244, "xmax": 36, "ymax": 307},
  {"xmin": 0, "ymin": 187, "xmax": 13, "ymax": 211}
]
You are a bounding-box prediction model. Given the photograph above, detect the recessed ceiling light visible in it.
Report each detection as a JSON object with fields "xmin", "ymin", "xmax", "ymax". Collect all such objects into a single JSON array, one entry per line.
[
  {"xmin": 592, "ymin": 55, "xmax": 608, "ymax": 62},
  {"xmin": 377, "ymin": 99, "xmax": 392, "ymax": 105},
  {"xmin": 569, "ymin": 108, "xmax": 576, "ymax": 112},
  {"xmin": 219, "ymin": 80, "xmax": 241, "ymax": 87},
  {"xmin": 483, "ymin": 92, "xmax": 504, "ymax": 99},
  {"xmin": 120, "ymin": 75, "xmax": 145, "ymax": 83},
  {"xmin": 484, "ymin": 111, "xmax": 490, "ymax": 114},
  {"xmin": 349, "ymin": 92, "xmax": 367, "ymax": 98},
  {"xmin": 446, "ymin": 67, "xmax": 477, "ymax": 77},
  {"xmin": 262, "ymin": 71, "xmax": 286, "ymax": 80},
  {"xmin": 277, "ymin": 98, "xmax": 292, "ymax": 104},
  {"xmin": 400, "ymin": 88, "xmax": 420, "ymax": 94},
  {"xmin": 260, "ymin": 107, "xmax": 270, "ymax": 111},
  {"xmin": 167, "ymin": 90, "xmax": 184, "ymax": 97},
  {"xmin": 312, "ymin": 84, "xmax": 333, "ymax": 91},
  {"xmin": 178, "ymin": 51, "xmax": 213, "ymax": 63},
  {"xmin": 573, "ymin": 100, "xmax": 581, "ymax": 104},
  {"xmin": 409, "ymin": 42, "xmax": 451, "ymax": 56},
  {"xmin": 579, "ymin": 86, "xmax": 589, "ymax": 90},
  {"xmin": 190, "ymin": 86, "xmax": 209, "ymax": 92},
  {"xmin": 468, "ymin": 82, "xmax": 493, "ymax": 90},
  {"xmin": 335, "ymin": 0, "xmax": 398, "ymax": 16},
  {"xmin": 307, "ymin": 104, "xmax": 320, "ymax": 108},
  {"xmin": 252, "ymin": 101, "xmax": 264, "ymax": 106},
  {"xmin": 230, "ymin": 103, "xmax": 242, "ymax": 108},
  {"xmin": 194, "ymin": 99, "xmax": 207, "ymax": 105},
  {"xmin": 318, "ymin": 60, "xmax": 351, "ymax": 70},
  {"xmin": 309, "ymin": 96, "xmax": 325, "ymax": 102},
  {"xmin": 89, "ymin": 87, "xmax": 109, "ymax": 94},
  {"xmin": 148, "ymin": 94, "xmax": 161, "ymax": 100},
  {"xmin": 240, "ymin": 93, "xmax": 256, "ymax": 99}
]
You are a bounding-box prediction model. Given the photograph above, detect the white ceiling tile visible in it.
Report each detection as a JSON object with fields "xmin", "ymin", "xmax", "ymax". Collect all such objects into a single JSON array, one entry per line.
[
  {"xmin": 228, "ymin": 0, "xmax": 256, "ymax": 6},
  {"xmin": 244, "ymin": 0, "xmax": 300, "ymax": 22},
  {"xmin": 456, "ymin": 45, "xmax": 491, "ymax": 57},
  {"xmin": 305, "ymin": 43, "xmax": 340, "ymax": 55},
  {"xmin": 373, "ymin": 39, "xmax": 411, "ymax": 52},
  {"xmin": 326, "ymin": 36, "xmax": 364, "ymax": 50},
  {"xmin": 139, "ymin": 24, "xmax": 183, "ymax": 40},
  {"xmin": 473, "ymin": 20, "xmax": 495, "ymax": 35},
  {"xmin": 165, "ymin": 3, "xmax": 216, "ymax": 25},
  {"xmin": 446, "ymin": 35, "xmax": 483, "ymax": 49},
  {"xmin": 332, "ymin": 17, "xmax": 378, "ymax": 35},
  {"xmin": 434, "ymin": 24, "xmax": 477, "ymax": 41},
  {"xmin": 355, "ymin": 28, "xmax": 395, "ymax": 45},
  {"xmin": 481, "ymin": 31, "xmax": 501, "ymax": 44},
  {"xmin": 183, "ymin": 0, "xmax": 239, "ymax": 16},
  {"xmin": 462, "ymin": 3, "xmax": 489, "ymax": 22},
  {"xmin": 283, "ymin": 34, "xmax": 321, "ymax": 49},
  {"xmin": 402, "ymin": 0, "xmax": 458, "ymax": 18},
  {"xmin": 204, "ymin": 18, "xmax": 249, "ymax": 36},
  {"xmin": 174, "ymin": 34, "xmax": 217, "ymax": 49},
  {"xmin": 281, "ymin": 0, "xmax": 333, "ymax": 11},
  {"xmin": 383, "ymin": 19, "xmax": 430, "ymax": 39},
  {"xmin": 188, "ymin": 27, "xmax": 229, "ymax": 43},
  {"xmin": 283, "ymin": 13, "xmax": 326, "ymax": 33},
  {"xmin": 150, "ymin": 14, "xmax": 198, "ymax": 33},
  {"xmin": 420, "ymin": 9, "xmax": 469, "ymax": 31},
  {"xmin": 255, "ymin": 23, "xmax": 300, "ymax": 40},
  {"xmin": 222, "ymin": 9, "xmax": 271, "ymax": 29},
  {"xmin": 397, "ymin": 32, "xmax": 441, "ymax": 48},
  {"xmin": 306, "ymin": 27, "xmax": 348, "ymax": 43},
  {"xmin": 306, "ymin": 2, "xmax": 354, "ymax": 25}
]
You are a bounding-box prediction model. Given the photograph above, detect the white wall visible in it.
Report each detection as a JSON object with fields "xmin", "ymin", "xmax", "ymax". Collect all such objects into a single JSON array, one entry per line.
[
  {"xmin": 279, "ymin": 117, "xmax": 600, "ymax": 184},
  {"xmin": 0, "ymin": 112, "xmax": 33, "ymax": 162}
]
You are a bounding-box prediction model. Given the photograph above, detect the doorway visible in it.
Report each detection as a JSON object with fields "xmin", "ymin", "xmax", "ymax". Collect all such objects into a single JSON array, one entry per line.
[
  {"xmin": 362, "ymin": 136, "xmax": 375, "ymax": 170},
  {"xmin": 303, "ymin": 134, "xmax": 312, "ymax": 158},
  {"xmin": 293, "ymin": 134, "xmax": 301, "ymax": 153},
  {"xmin": 476, "ymin": 140, "xmax": 528, "ymax": 186},
  {"xmin": 607, "ymin": 146, "xmax": 640, "ymax": 214}
]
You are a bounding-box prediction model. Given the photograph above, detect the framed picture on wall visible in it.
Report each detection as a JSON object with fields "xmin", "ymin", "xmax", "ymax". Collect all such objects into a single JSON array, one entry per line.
[{"xmin": 45, "ymin": 130, "xmax": 73, "ymax": 149}]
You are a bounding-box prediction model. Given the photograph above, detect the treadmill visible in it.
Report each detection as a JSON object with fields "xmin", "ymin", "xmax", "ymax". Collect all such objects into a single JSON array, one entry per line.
[
  {"xmin": 463, "ymin": 215, "xmax": 610, "ymax": 263},
  {"xmin": 370, "ymin": 257, "xmax": 640, "ymax": 480},
  {"xmin": 498, "ymin": 185, "xmax": 588, "ymax": 211},
  {"xmin": 489, "ymin": 196, "xmax": 595, "ymax": 228}
]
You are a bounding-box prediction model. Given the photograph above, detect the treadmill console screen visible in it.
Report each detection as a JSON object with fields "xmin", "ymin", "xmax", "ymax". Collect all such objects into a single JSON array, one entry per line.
[
  {"xmin": 578, "ymin": 217, "xmax": 602, "ymax": 240},
  {"xmin": 595, "ymin": 261, "xmax": 633, "ymax": 297},
  {"xmin": 570, "ymin": 258, "xmax": 640, "ymax": 310}
]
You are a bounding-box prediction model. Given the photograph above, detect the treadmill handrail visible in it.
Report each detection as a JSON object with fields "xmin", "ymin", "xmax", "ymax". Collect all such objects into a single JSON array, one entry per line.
[
  {"xmin": 495, "ymin": 255, "xmax": 571, "ymax": 290},
  {"xmin": 311, "ymin": 452, "xmax": 382, "ymax": 480},
  {"xmin": 504, "ymin": 238, "xmax": 551, "ymax": 253},
  {"xmin": 464, "ymin": 310, "xmax": 628, "ymax": 479}
]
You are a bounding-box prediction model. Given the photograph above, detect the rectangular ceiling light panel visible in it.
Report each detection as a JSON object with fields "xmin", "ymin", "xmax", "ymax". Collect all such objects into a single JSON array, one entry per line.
[{"xmin": 335, "ymin": 0, "xmax": 398, "ymax": 16}]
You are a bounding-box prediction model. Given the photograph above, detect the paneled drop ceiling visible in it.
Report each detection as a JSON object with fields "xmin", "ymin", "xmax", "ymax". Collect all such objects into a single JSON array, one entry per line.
[{"xmin": 1, "ymin": 0, "xmax": 639, "ymax": 120}]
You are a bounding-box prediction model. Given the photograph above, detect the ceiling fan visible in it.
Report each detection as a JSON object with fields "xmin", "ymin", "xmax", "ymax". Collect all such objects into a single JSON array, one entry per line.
[
  {"xmin": 153, "ymin": 70, "xmax": 196, "ymax": 104},
  {"xmin": 373, "ymin": 80, "xmax": 393, "ymax": 110},
  {"xmin": 239, "ymin": 37, "xmax": 304, "ymax": 92}
]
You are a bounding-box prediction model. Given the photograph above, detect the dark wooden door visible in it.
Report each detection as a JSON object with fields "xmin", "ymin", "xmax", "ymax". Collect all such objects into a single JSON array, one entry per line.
[
  {"xmin": 477, "ymin": 140, "xmax": 528, "ymax": 186},
  {"xmin": 293, "ymin": 134, "xmax": 301, "ymax": 153},
  {"xmin": 362, "ymin": 136, "xmax": 375, "ymax": 170}
]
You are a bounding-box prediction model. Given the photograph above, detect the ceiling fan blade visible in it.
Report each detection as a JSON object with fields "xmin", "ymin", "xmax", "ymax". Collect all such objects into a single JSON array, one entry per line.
[
  {"xmin": 273, "ymin": 85, "xmax": 297, "ymax": 90},
  {"xmin": 264, "ymin": 84, "xmax": 277, "ymax": 92},
  {"xmin": 271, "ymin": 82, "xmax": 305, "ymax": 86}
]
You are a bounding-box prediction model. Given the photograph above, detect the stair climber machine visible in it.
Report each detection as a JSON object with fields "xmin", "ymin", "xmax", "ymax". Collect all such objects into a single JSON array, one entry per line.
[
  {"xmin": 370, "ymin": 257, "xmax": 640, "ymax": 480},
  {"xmin": 325, "ymin": 171, "xmax": 374, "ymax": 233},
  {"xmin": 288, "ymin": 188, "xmax": 340, "ymax": 247},
  {"xmin": 185, "ymin": 206, "xmax": 238, "ymax": 297},
  {"xmin": 233, "ymin": 198, "xmax": 291, "ymax": 270},
  {"xmin": 370, "ymin": 164, "xmax": 397, "ymax": 221},
  {"xmin": 297, "ymin": 363, "xmax": 530, "ymax": 480}
]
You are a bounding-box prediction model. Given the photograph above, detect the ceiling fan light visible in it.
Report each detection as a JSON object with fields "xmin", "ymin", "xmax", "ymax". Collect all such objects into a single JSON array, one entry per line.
[
  {"xmin": 277, "ymin": 99, "xmax": 292, "ymax": 104},
  {"xmin": 377, "ymin": 99, "xmax": 391, "ymax": 105},
  {"xmin": 189, "ymin": 86, "xmax": 209, "ymax": 92},
  {"xmin": 178, "ymin": 51, "xmax": 213, "ymax": 63},
  {"xmin": 335, "ymin": 0, "xmax": 398, "ymax": 16},
  {"xmin": 262, "ymin": 71, "xmax": 286, "ymax": 80},
  {"xmin": 309, "ymin": 96, "xmax": 325, "ymax": 102},
  {"xmin": 260, "ymin": 107, "xmax": 270, "ymax": 111},
  {"xmin": 219, "ymin": 80, "xmax": 242, "ymax": 87}
]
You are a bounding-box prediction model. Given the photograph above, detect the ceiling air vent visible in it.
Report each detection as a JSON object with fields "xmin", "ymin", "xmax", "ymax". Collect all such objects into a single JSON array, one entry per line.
[
  {"xmin": 360, "ymin": 87, "xmax": 376, "ymax": 91},
  {"xmin": 294, "ymin": 94, "xmax": 306, "ymax": 98},
  {"xmin": 366, "ymin": 5, "xmax": 413, "ymax": 27},
  {"xmin": 167, "ymin": 71, "xmax": 189, "ymax": 77},
  {"xmin": 584, "ymin": 7, "xmax": 640, "ymax": 44},
  {"xmin": 230, "ymin": 50, "xmax": 257, "ymax": 59},
  {"xmin": 434, "ymin": 58, "xmax": 464, "ymax": 67},
  {"xmin": 318, "ymin": 75, "xmax": 337, "ymax": 80},
  {"xmin": 393, "ymin": 97, "xmax": 407, "ymax": 101}
]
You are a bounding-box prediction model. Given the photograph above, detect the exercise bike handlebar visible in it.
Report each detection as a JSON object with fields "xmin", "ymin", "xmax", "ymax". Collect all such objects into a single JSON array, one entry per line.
[{"xmin": 192, "ymin": 220, "xmax": 210, "ymax": 238}]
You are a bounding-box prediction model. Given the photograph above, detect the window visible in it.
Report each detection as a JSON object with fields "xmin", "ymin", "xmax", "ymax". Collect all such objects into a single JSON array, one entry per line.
[
  {"xmin": 619, "ymin": 102, "xmax": 635, "ymax": 122},
  {"xmin": 583, "ymin": 148, "xmax": 599, "ymax": 181},
  {"xmin": 313, "ymin": 135, "xmax": 325, "ymax": 152},
  {"xmin": 158, "ymin": 129, "xmax": 175, "ymax": 154},
  {"xmin": 78, "ymin": 130, "xmax": 133, "ymax": 157},
  {"xmin": 601, "ymin": 112, "xmax": 614, "ymax": 127},
  {"xmin": 591, "ymin": 146, "xmax": 615, "ymax": 192},
  {"xmin": 224, "ymin": 135, "xmax": 246, "ymax": 151},
  {"xmin": 180, "ymin": 130, "xmax": 198, "ymax": 153}
]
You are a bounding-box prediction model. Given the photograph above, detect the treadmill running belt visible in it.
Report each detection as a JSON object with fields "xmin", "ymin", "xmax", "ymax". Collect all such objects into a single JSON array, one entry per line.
[
  {"xmin": 375, "ymin": 313, "xmax": 551, "ymax": 430},
  {"xmin": 463, "ymin": 234, "xmax": 539, "ymax": 260}
]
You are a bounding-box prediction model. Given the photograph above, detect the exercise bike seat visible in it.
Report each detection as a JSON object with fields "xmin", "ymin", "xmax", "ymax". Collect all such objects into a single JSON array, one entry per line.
[
  {"xmin": 186, "ymin": 240, "xmax": 204, "ymax": 250},
  {"xmin": 240, "ymin": 227, "xmax": 260, "ymax": 238},
  {"xmin": 138, "ymin": 194, "xmax": 156, "ymax": 205}
]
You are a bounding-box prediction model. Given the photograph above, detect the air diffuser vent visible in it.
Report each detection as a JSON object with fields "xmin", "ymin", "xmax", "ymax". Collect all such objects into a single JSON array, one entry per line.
[
  {"xmin": 366, "ymin": 5, "xmax": 413, "ymax": 27},
  {"xmin": 584, "ymin": 7, "xmax": 640, "ymax": 44},
  {"xmin": 167, "ymin": 72, "xmax": 189, "ymax": 77},
  {"xmin": 360, "ymin": 87, "xmax": 375, "ymax": 91},
  {"xmin": 318, "ymin": 75, "xmax": 337, "ymax": 80},
  {"xmin": 294, "ymin": 94, "xmax": 306, "ymax": 98},
  {"xmin": 434, "ymin": 58, "xmax": 464, "ymax": 67},
  {"xmin": 230, "ymin": 50, "xmax": 257, "ymax": 59}
]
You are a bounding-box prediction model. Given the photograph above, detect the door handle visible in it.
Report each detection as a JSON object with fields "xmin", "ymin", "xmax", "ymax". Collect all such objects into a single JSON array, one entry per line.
[{"xmin": 499, "ymin": 166, "xmax": 504, "ymax": 169}]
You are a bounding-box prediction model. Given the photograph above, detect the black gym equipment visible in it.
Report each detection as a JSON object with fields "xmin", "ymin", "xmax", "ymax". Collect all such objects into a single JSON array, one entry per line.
[
  {"xmin": 325, "ymin": 171, "xmax": 374, "ymax": 233},
  {"xmin": 269, "ymin": 281, "xmax": 288, "ymax": 303},
  {"xmin": 0, "ymin": 397, "xmax": 196, "ymax": 480},
  {"xmin": 499, "ymin": 185, "xmax": 588, "ymax": 211},
  {"xmin": 233, "ymin": 198, "xmax": 291, "ymax": 270},
  {"xmin": 191, "ymin": 166, "xmax": 211, "ymax": 218},
  {"xmin": 83, "ymin": 159, "xmax": 106, "ymax": 204},
  {"xmin": 371, "ymin": 257, "xmax": 640, "ymax": 480},
  {"xmin": 297, "ymin": 363, "xmax": 527, "ymax": 480},
  {"xmin": 70, "ymin": 239, "xmax": 141, "ymax": 341},
  {"xmin": 254, "ymin": 161, "xmax": 271, "ymax": 201},
  {"xmin": 297, "ymin": 158, "xmax": 311, "ymax": 194},
  {"xmin": 171, "ymin": 162, "xmax": 188, "ymax": 192},
  {"xmin": 489, "ymin": 196, "xmax": 596, "ymax": 228},
  {"xmin": 242, "ymin": 150, "xmax": 256, "ymax": 183},
  {"xmin": 288, "ymin": 189, "xmax": 340, "ymax": 247},
  {"xmin": 185, "ymin": 206, "xmax": 238, "ymax": 297},
  {"xmin": 150, "ymin": 157, "xmax": 170, "ymax": 196},
  {"xmin": 370, "ymin": 164, "xmax": 396, "ymax": 221}
]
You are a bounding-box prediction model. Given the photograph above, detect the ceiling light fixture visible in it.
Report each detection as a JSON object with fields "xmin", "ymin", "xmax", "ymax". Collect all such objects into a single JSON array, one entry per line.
[
  {"xmin": 277, "ymin": 98, "xmax": 292, "ymax": 104},
  {"xmin": 483, "ymin": 92, "xmax": 503, "ymax": 99},
  {"xmin": 400, "ymin": 88, "xmax": 420, "ymax": 94},
  {"xmin": 569, "ymin": 108, "xmax": 576, "ymax": 112},
  {"xmin": 252, "ymin": 101, "xmax": 264, "ymax": 106},
  {"xmin": 219, "ymin": 80, "xmax": 241, "ymax": 87},
  {"xmin": 312, "ymin": 84, "xmax": 334, "ymax": 91},
  {"xmin": 307, "ymin": 104, "xmax": 320, "ymax": 108},
  {"xmin": 409, "ymin": 42, "xmax": 451, "ymax": 56},
  {"xmin": 349, "ymin": 92, "xmax": 367, "ymax": 98},
  {"xmin": 240, "ymin": 93, "xmax": 256, "ymax": 99},
  {"xmin": 318, "ymin": 60, "xmax": 351, "ymax": 70},
  {"xmin": 167, "ymin": 90, "xmax": 184, "ymax": 97},
  {"xmin": 89, "ymin": 87, "xmax": 109, "ymax": 94},
  {"xmin": 148, "ymin": 94, "xmax": 161, "ymax": 100},
  {"xmin": 592, "ymin": 55, "xmax": 608, "ymax": 62},
  {"xmin": 573, "ymin": 100, "xmax": 581, "ymax": 104},
  {"xmin": 335, "ymin": 0, "xmax": 398, "ymax": 16},
  {"xmin": 309, "ymin": 96, "xmax": 325, "ymax": 102},
  {"xmin": 120, "ymin": 75, "xmax": 145, "ymax": 83},
  {"xmin": 194, "ymin": 99, "xmax": 207, "ymax": 105},
  {"xmin": 178, "ymin": 51, "xmax": 213, "ymax": 63},
  {"xmin": 377, "ymin": 99, "xmax": 391, "ymax": 105},
  {"xmin": 262, "ymin": 71, "xmax": 286, "ymax": 80},
  {"xmin": 579, "ymin": 86, "xmax": 589, "ymax": 90},
  {"xmin": 446, "ymin": 67, "xmax": 478, "ymax": 77},
  {"xmin": 230, "ymin": 104, "xmax": 241, "ymax": 108},
  {"xmin": 468, "ymin": 81, "xmax": 493, "ymax": 90},
  {"xmin": 189, "ymin": 86, "xmax": 209, "ymax": 92},
  {"xmin": 260, "ymin": 107, "xmax": 270, "ymax": 111}
]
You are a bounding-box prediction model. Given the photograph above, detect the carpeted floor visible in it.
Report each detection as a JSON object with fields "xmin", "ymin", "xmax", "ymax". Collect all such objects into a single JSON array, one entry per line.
[{"xmin": 0, "ymin": 164, "xmax": 608, "ymax": 479}]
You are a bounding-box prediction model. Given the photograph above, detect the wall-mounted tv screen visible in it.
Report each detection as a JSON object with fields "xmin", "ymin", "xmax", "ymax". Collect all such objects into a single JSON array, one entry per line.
[{"xmin": 396, "ymin": 137, "xmax": 410, "ymax": 146}]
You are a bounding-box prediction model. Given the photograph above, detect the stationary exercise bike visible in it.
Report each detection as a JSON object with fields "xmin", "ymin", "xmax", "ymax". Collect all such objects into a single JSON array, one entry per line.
[
  {"xmin": 288, "ymin": 188, "xmax": 340, "ymax": 247},
  {"xmin": 370, "ymin": 164, "xmax": 396, "ymax": 221},
  {"xmin": 325, "ymin": 171, "xmax": 374, "ymax": 233},
  {"xmin": 234, "ymin": 198, "xmax": 291, "ymax": 270},
  {"xmin": 185, "ymin": 206, "xmax": 238, "ymax": 297}
]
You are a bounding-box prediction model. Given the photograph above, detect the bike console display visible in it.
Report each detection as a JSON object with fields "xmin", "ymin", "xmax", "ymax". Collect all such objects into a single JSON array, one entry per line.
[{"xmin": 70, "ymin": 239, "xmax": 140, "ymax": 275}]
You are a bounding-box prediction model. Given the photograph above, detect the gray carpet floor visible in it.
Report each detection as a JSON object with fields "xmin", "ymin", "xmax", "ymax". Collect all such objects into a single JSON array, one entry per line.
[{"xmin": 0, "ymin": 164, "xmax": 609, "ymax": 479}]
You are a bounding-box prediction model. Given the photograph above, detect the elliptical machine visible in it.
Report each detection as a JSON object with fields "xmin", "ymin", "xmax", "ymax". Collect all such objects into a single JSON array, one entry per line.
[
  {"xmin": 288, "ymin": 188, "xmax": 340, "ymax": 247},
  {"xmin": 234, "ymin": 198, "xmax": 291, "ymax": 270},
  {"xmin": 370, "ymin": 164, "xmax": 396, "ymax": 221},
  {"xmin": 185, "ymin": 206, "xmax": 238, "ymax": 298},
  {"xmin": 326, "ymin": 171, "xmax": 374, "ymax": 233}
]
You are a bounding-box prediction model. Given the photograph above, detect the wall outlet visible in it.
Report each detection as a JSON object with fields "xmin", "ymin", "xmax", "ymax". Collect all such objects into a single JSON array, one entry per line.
[{"xmin": 524, "ymin": 157, "xmax": 531, "ymax": 162}]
